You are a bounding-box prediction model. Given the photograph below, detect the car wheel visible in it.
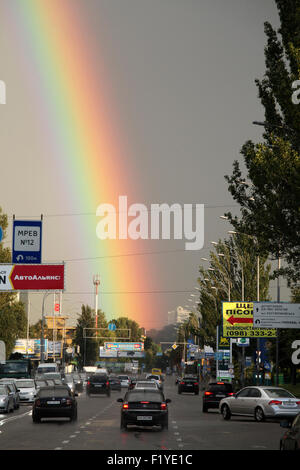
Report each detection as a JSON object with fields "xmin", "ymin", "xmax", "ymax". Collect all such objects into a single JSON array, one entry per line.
[
  {"xmin": 161, "ymin": 418, "xmax": 168, "ymax": 430},
  {"xmin": 221, "ymin": 404, "xmax": 231, "ymax": 420},
  {"xmin": 32, "ymin": 413, "xmax": 41, "ymax": 423},
  {"xmin": 254, "ymin": 407, "xmax": 265, "ymax": 422},
  {"xmin": 120, "ymin": 417, "xmax": 127, "ymax": 430}
]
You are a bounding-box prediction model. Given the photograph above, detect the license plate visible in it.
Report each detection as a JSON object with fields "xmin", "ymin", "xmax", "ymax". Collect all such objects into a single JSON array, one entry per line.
[
  {"xmin": 283, "ymin": 403, "xmax": 296, "ymax": 407},
  {"xmin": 94, "ymin": 384, "xmax": 103, "ymax": 387},
  {"xmin": 137, "ymin": 416, "xmax": 152, "ymax": 421},
  {"xmin": 186, "ymin": 384, "xmax": 192, "ymax": 387},
  {"xmin": 216, "ymin": 394, "xmax": 225, "ymax": 398},
  {"xmin": 47, "ymin": 401, "xmax": 60, "ymax": 405}
]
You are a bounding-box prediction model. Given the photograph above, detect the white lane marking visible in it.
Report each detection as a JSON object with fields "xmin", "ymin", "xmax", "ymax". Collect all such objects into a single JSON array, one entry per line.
[
  {"xmin": 55, "ymin": 448, "xmax": 62, "ymax": 450},
  {"xmin": 69, "ymin": 435, "xmax": 77, "ymax": 438},
  {"xmin": 62, "ymin": 440, "xmax": 70, "ymax": 444}
]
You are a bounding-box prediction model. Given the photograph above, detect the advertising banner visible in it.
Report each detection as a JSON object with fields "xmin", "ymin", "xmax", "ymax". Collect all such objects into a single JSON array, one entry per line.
[
  {"xmin": 0, "ymin": 264, "xmax": 65, "ymax": 291},
  {"xmin": 104, "ymin": 342, "xmax": 144, "ymax": 351},
  {"xmin": 222, "ymin": 302, "xmax": 277, "ymax": 338}
]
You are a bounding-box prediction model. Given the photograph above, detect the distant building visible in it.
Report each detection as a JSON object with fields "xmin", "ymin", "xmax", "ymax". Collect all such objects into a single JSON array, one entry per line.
[{"xmin": 168, "ymin": 306, "xmax": 191, "ymax": 325}]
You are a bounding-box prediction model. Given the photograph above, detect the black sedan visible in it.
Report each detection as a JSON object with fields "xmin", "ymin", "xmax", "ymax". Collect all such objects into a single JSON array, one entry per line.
[
  {"xmin": 280, "ymin": 413, "xmax": 300, "ymax": 450},
  {"xmin": 32, "ymin": 386, "xmax": 78, "ymax": 422},
  {"xmin": 178, "ymin": 377, "xmax": 199, "ymax": 395},
  {"xmin": 117, "ymin": 389, "xmax": 171, "ymax": 430},
  {"xmin": 86, "ymin": 374, "xmax": 110, "ymax": 397}
]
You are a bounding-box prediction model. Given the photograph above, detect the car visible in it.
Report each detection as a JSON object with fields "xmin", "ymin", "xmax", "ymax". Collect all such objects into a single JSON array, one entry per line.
[
  {"xmin": 145, "ymin": 374, "xmax": 163, "ymax": 390},
  {"xmin": 0, "ymin": 379, "xmax": 20, "ymax": 409},
  {"xmin": 280, "ymin": 413, "xmax": 300, "ymax": 450},
  {"xmin": 117, "ymin": 389, "xmax": 171, "ymax": 430},
  {"xmin": 0, "ymin": 384, "xmax": 14, "ymax": 413},
  {"xmin": 178, "ymin": 377, "xmax": 199, "ymax": 395},
  {"xmin": 117, "ymin": 375, "xmax": 131, "ymax": 388},
  {"xmin": 14, "ymin": 379, "xmax": 37, "ymax": 403},
  {"xmin": 108, "ymin": 376, "xmax": 121, "ymax": 391},
  {"xmin": 219, "ymin": 386, "xmax": 300, "ymax": 422},
  {"xmin": 72, "ymin": 373, "xmax": 84, "ymax": 393},
  {"xmin": 64, "ymin": 375, "xmax": 76, "ymax": 397},
  {"xmin": 86, "ymin": 374, "xmax": 110, "ymax": 397},
  {"xmin": 32, "ymin": 385, "xmax": 78, "ymax": 422},
  {"xmin": 202, "ymin": 382, "xmax": 234, "ymax": 412}
]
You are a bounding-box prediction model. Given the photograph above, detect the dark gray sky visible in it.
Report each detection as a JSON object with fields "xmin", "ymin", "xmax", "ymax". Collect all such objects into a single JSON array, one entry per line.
[{"xmin": 0, "ymin": 0, "xmax": 287, "ymax": 328}]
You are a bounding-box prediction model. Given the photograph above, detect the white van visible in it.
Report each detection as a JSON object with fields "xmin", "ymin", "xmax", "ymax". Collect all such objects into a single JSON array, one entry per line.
[{"xmin": 37, "ymin": 363, "xmax": 59, "ymax": 375}]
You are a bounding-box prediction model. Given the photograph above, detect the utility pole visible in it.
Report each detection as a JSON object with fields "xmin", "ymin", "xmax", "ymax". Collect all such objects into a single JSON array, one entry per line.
[{"xmin": 93, "ymin": 275, "xmax": 100, "ymax": 337}]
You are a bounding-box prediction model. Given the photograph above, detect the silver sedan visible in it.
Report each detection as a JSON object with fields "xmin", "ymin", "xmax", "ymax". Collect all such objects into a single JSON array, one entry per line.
[{"xmin": 219, "ymin": 386, "xmax": 300, "ymax": 422}]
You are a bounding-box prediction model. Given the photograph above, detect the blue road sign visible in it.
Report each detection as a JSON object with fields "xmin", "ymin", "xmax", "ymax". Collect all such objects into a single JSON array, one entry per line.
[
  {"xmin": 12, "ymin": 220, "xmax": 42, "ymax": 264},
  {"xmin": 108, "ymin": 322, "xmax": 116, "ymax": 331},
  {"xmin": 0, "ymin": 226, "xmax": 3, "ymax": 243}
]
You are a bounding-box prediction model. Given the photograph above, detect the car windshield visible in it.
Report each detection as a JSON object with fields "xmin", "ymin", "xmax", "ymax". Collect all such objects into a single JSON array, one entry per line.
[
  {"xmin": 147, "ymin": 375, "xmax": 159, "ymax": 380},
  {"xmin": 264, "ymin": 388, "xmax": 295, "ymax": 398},
  {"xmin": 39, "ymin": 388, "xmax": 70, "ymax": 398},
  {"xmin": 16, "ymin": 380, "xmax": 34, "ymax": 388},
  {"xmin": 126, "ymin": 391, "xmax": 163, "ymax": 402},
  {"xmin": 118, "ymin": 376, "xmax": 129, "ymax": 380},
  {"xmin": 44, "ymin": 373, "xmax": 61, "ymax": 379}
]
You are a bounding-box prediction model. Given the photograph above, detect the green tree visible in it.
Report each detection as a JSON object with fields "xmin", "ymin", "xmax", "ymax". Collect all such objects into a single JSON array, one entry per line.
[
  {"xmin": 73, "ymin": 305, "xmax": 98, "ymax": 367},
  {"xmin": 225, "ymin": 0, "xmax": 300, "ymax": 285},
  {"xmin": 196, "ymin": 237, "xmax": 271, "ymax": 349},
  {"xmin": 0, "ymin": 207, "xmax": 27, "ymax": 358}
]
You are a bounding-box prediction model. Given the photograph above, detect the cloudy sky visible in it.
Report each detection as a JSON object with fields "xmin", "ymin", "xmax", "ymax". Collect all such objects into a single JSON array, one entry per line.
[{"xmin": 0, "ymin": 0, "xmax": 287, "ymax": 330}]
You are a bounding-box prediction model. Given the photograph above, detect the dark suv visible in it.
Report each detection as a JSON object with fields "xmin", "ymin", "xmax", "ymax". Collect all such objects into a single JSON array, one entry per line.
[
  {"xmin": 202, "ymin": 382, "xmax": 234, "ymax": 412},
  {"xmin": 86, "ymin": 374, "xmax": 110, "ymax": 397},
  {"xmin": 178, "ymin": 377, "xmax": 199, "ymax": 395}
]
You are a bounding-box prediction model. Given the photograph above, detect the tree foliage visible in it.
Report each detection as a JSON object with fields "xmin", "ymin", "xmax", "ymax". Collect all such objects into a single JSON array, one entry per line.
[
  {"xmin": 225, "ymin": 0, "xmax": 300, "ymax": 285},
  {"xmin": 196, "ymin": 237, "xmax": 271, "ymax": 348},
  {"xmin": 0, "ymin": 207, "xmax": 27, "ymax": 358}
]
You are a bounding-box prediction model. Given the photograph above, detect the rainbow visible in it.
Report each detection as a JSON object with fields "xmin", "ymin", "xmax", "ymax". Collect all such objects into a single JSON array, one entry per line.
[{"xmin": 2, "ymin": 0, "xmax": 163, "ymax": 329}]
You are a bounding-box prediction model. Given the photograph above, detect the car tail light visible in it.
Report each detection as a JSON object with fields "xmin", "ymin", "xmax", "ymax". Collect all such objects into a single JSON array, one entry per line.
[
  {"xmin": 227, "ymin": 392, "xmax": 234, "ymax": 396},
  {"xmin": 217, "ymin": 382, "xmax": 224, "ymax": 385},
  {"xmin": 161, "ymin": 403, "xmax": 167, "ymax": 410},
  {"xmin": 194, "ymin": 382, "xmax": 198, "ymax": 386},
  {"xmin": 269, "ymin": 400, "xmax": 282, "ymax": 405},
  {"xmin": 204, "ymin": 391, "xmax": 213, "ymax": 396},
  {"xmin": 123, "ymin": 403, "xmax": 129, "ymax": 409},
  {"xmin": 296, "ymin": 401, "xmax": 300, "ymax": 405},
  {"xmin": 180, "ymin": 381, "xmax": 185, "ymax": 385},
  {"xmin": 141, "ymin": 401, "xmax": 149, "ymax": 404},
  {"xmin": 87, "ymin": 381, "xmax": 90, "ymax": 386},
  {"xmin": 66, "ymin": 399, "xmax": 72, "ymax": 405},
  {"xmin": 106, "ymin": 382, "xmax": 109, "ymax": 386}
]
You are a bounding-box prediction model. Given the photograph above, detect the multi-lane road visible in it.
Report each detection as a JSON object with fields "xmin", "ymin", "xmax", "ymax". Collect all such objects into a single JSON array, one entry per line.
[{"xmin": 0, "ymin": 376, "xmax": 284, "ymax": 451}]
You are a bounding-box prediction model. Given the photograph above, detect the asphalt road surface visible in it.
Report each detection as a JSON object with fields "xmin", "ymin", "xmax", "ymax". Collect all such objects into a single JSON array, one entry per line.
[{"xmin": 0, "ymin": 377, "xmax": 284, "ymax": 451}]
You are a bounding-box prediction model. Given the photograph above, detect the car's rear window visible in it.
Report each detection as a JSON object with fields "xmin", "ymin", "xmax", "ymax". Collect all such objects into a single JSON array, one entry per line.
[
  {"xmin": 126, "ymin": 391, "xmax": 163, "ymax": 402},
  {"xmin": 208, "ymin": 383, "xmax": 233, "ymax": 393},
  {"xmin": 264, "ymin": 388, "xmax": 294, "ymax": 399},
  {"xmin": 91, "ymin": 375, "xmax": 107, "ymax": 383},
  {"xmin": 39, "ymin": 388, "xmax": 70, "ymax": 398},
  {"xmin": 0, "ymin": 386, "xmax": 8, "ymax": 395},
  {"xmin": 182, "ymin": 377, "xmax": 198, "ymax": 382}
]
